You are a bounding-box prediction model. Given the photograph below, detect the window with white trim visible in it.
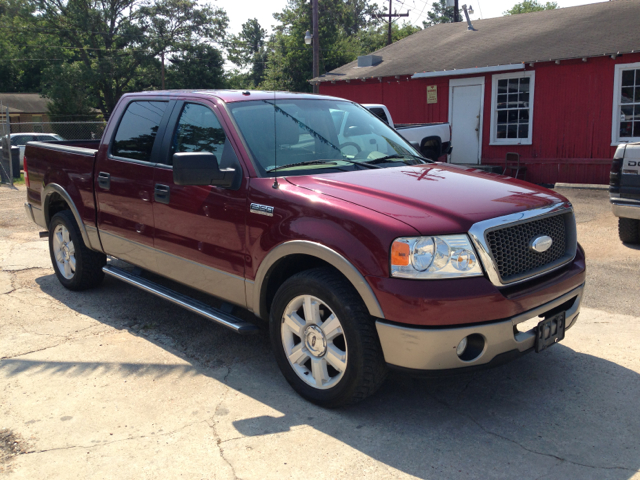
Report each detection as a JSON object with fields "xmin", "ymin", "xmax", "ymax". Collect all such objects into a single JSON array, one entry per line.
[
  {"xmin": 612, "ymin": 62, "xmax": 640, "ymax": 144},
  {"xmin": 490, "ymin": 71, "xmax": 535, "ymax": 145}
]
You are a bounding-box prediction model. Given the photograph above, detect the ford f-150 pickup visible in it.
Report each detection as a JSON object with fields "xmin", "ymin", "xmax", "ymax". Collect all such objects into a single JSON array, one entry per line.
[{"xmin": 23, "ymin": 90, "xmax": 586, "ymax": 407}]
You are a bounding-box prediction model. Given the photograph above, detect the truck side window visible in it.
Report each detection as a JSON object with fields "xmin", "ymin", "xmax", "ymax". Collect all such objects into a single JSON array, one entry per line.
[
  {"xmin": 111, "ymin": 101, "xmax": 168, "ymax": 162},
  {"xmin": 170, "ymin": 103, "xmax": 226, "ymax": 165},
  {"xmin": 369, "ymin": 107, "xmax": 389, "ymax": 125}
]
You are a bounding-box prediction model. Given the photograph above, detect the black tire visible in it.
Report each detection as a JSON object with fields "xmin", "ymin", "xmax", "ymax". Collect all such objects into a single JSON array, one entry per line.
[
  {"xmin": 618, "ymin": 217, "xmax": 640, "ymax": 244},
  {"xmin": 270, "ymin": 267, "xmax": 387, "ymax": 408},
  {"xmin": 49, "ymin": 210, "xmax": 106, "ymax": 290}
]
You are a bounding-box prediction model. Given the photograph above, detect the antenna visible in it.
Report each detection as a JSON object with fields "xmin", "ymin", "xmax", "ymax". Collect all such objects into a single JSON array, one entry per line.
[{"xmin": 272, "ymin": 90, "xmax": 279, "ymax": 189}]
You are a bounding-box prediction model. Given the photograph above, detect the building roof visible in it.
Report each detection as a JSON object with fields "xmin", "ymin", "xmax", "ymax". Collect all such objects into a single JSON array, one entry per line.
[
  {"xmin": 315, "ymin": 0, "xmax": 640, "ymax": 83},
  {"xmin": 0, "ymin": 93, "xmax": 49, "ymax": 113}
]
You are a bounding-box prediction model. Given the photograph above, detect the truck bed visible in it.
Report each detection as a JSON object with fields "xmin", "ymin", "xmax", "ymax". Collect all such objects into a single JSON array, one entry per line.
[{"xmin": 24, "ymin": 140, "xmax": 101, "ymax": 231}]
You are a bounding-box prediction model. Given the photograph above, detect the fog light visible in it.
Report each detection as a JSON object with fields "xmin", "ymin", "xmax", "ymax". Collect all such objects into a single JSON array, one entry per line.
[{"xmin": 456, "ymin": 337, "xmax": 468, "ymax": 357}]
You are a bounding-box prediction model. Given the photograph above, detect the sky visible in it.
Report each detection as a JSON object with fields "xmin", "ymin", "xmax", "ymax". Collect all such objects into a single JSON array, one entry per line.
[{"xmin": 221, "ymin": 0, "xmax": 609, "ymax": 36}]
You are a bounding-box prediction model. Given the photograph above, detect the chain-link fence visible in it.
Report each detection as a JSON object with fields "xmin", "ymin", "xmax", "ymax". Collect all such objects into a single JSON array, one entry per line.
[
  {"xmin": 10, "ymin": 121, "xmax": 107, "ymax": 140},
  {"xmin": 0, "ymin": 109, "xmax": 108, "ymax": 185},
  {"xmin": 1, "ymin": 104, "xmax": 13, "ymax": 185}
]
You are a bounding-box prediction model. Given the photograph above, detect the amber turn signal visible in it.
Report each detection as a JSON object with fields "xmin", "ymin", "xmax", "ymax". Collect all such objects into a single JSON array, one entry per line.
[{"xmin": 391, "ymin": 241, "xmax": 410, "ymax": 266}]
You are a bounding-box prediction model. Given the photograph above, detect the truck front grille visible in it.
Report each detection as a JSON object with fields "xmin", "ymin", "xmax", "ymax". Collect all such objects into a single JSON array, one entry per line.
[{"xmin": 485, "ymin": 212, "xmax": 572, "ymax": 283}]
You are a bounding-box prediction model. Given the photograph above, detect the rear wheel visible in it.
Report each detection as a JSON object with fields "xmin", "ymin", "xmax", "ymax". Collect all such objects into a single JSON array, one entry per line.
[
  {"xmin": 618, "ymin": 217, "xmax": 640, "ymax": 244},
  {"xmin": 270, "ymin": 267, "xmax": 387, "ymax": 408},
  {"xmin": 49, "ymin": 210, "xmax": 106, "ymax": 290}
]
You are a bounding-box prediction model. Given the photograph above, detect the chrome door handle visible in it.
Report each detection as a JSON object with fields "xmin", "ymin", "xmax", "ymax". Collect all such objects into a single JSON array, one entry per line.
[
  {"xmin": 98, "ymin": 172, "xmax": 110, "ymax": 190},
  {"xmin": 154, "ymin": 184, "xmax": 170, "ymax": 204}
]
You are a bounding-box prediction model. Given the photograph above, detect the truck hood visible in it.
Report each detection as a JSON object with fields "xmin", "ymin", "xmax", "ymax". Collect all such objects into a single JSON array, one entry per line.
[{"xmin": 285, "ymin": 164, "xmax": 566, "ymax": 235}]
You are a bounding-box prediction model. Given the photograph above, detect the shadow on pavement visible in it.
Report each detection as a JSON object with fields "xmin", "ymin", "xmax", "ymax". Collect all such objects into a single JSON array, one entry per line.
[{"xmin": 19, "ymin": 272, "xmax": 640, "ymax": 478}]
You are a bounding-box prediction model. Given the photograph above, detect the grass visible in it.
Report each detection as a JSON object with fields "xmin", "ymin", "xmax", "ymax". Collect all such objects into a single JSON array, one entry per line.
[{"xmin": 12, "ymin": 172, "xmax": 25, "ymax": 186}]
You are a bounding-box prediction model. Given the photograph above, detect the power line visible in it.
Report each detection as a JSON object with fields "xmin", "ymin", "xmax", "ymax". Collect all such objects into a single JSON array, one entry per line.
[{"xmin": 14, "ymin": 44, "xmax": 155, "ymax": 52}]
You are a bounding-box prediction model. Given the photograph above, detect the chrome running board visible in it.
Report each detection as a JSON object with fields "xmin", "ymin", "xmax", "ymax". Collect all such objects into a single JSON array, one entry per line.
[{"xmin": 103, "ymin": 265, "xmax": 260, "ymax": 335}]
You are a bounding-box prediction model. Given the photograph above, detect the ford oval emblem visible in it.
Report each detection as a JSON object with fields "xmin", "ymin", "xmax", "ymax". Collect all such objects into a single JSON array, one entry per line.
[{"xmin": 530, "ymin": 235, "xmax": 553, "ymax": 253}]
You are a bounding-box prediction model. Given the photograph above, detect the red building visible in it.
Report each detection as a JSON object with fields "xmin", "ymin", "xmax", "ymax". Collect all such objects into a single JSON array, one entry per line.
[{"xmin": 316, "ymin": 1, "xmax": 640, "ymax": 185}]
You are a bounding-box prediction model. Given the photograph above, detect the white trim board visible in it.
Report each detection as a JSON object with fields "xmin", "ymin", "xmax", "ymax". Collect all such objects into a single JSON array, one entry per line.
[
  {"xmin": 611, "ymin": 61, "xmax": 640, "ymax": 145},
  {"xmin": 489, "ymin": 70, "xmax": 535, "ymax": 146},
  {"xmin": 413, "ymin": 64, "xmax": 524, "ymax": 79},
  {"xmin": 448, "ymin": 77, "xmax": 485, "ymax": 164}
]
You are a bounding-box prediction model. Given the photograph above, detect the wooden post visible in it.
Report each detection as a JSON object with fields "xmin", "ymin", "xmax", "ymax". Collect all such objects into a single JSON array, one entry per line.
[{"xmin": 312, "ymin": 0, "xmax": 319, "ymax": 94}]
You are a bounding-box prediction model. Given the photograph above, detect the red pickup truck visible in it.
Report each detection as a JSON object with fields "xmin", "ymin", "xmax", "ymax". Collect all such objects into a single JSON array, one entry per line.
[{"xmin": 23, "ymin": 90, "xmax": 585, "ymax": 407}]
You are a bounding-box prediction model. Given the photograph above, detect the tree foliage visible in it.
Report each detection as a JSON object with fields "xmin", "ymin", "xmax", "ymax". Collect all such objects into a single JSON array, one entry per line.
[
  {"xmin": 227, "ymin": 18, "xmax": 268, "ymax": 88},
  {"xmin": 260, "ymin": 0, "xmax": 419, "ymax": 92},
  {"xmin": 1, "ymin": 0, "xmax": 427, "ymax": 114},
  {"xmin": 166, "ymin": 43, "xmax": 225, "ymax": 90},
  {"xmin": 422, "ymin": 0, "xmax": 459, "ymax": 27},
  {"xmin": 503, "ymin": 0, "xmax": 558, "ymax": 15},
  {"xmin": 14, "ymin": 0, "xmax": 228, "ymax": 116}
]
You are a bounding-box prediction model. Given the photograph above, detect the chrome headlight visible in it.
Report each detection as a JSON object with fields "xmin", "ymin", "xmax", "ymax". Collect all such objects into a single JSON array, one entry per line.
[{"xmin": 390, "ymin": 235, "xmax": 483, "ymax": 279}]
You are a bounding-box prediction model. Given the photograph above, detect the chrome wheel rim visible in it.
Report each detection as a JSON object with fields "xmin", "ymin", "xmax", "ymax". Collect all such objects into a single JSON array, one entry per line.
[
  {"xmin": 281, "ymin": 295, "xmax": 348, "ymax": 390},
  {"xmin": 52, "ymin": 224, "xmax": 76, "ymax": 280}
]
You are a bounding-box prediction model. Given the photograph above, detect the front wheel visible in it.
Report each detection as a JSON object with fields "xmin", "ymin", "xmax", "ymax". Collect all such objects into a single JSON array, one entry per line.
[
  {"xmin": 270, "ymin": 268, "xmax": 387, "ymax": 408},
  {"xmin": 618, "ymin": 217, "xmax": 640, "ymax": 244}
]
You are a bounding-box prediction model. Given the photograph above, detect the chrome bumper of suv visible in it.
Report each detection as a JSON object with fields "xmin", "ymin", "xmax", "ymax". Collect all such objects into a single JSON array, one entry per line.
[
  {"xmin": 611, "ymin": 201, "xmax": 640, "ymax": 220},
  {"xmin": 375, "ymin": 284, "xmax": 584, "ymax": 371}
]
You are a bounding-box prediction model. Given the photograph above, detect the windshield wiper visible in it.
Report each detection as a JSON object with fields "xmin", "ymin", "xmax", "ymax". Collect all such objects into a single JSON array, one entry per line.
[
  {"xmin": 267, "ymin": 160, "xmax": 340, "ymax": 172},
  {"xmin": 362, "ymin": 154, "xmax": 434, "ymax": 164},
  {"xmin": 267, "ymin": 158, "xmax": 382, "ymax": 172}
]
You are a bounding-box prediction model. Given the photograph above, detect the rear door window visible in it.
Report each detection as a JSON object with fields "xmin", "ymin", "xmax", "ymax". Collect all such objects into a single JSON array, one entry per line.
[
  {"xmin": 111, "ymin": 101, "xmax": 168, "ymax": 162},
  {"xmin": 368, "ymin": 107, "xmax": 389, "ymax": 125}
]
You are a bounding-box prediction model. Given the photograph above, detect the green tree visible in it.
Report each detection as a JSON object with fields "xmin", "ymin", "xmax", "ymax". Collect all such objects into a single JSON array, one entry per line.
[
  {"xmin": 227, "ymin": 18, "xmax": 268, "ymax": 88},
  {"xmin": 41, "ymin": 62, "xmax": 99, "ymax": 121},
  {"xmin": 422, "ymin": 0, "xmax": 459, "ymax": 27},
  {"xmin": 0, "ymin": 0, "xmax": 52, "ymax": 92},
  {"xmin": 503, "ymin": 0, "xmax": 558, "ymax": 15},
  {"xmin": 29, "ymin": 0, "xmax": 228, "ymax": 117},
  {"xmin": 166, "ymin": 43, "xmax": 225, "ymax": 89},
  {"xmin": 260, "ymin": 0, "xmax": 388, "ymax": 92}
]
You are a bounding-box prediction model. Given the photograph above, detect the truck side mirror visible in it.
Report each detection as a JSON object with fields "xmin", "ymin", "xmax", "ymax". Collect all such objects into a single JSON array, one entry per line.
[{"xmin": 173, "ymin": 152, "xmax": 237, "ymax": 187}]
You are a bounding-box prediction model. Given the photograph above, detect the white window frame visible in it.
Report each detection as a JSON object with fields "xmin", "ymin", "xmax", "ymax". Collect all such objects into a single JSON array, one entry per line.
[
  {"xmin": 611, "ymin": 61, "xmax": 640, "ymax": 145},
  {"xmin": 489, "ymin": 70, "xmax": 535, "ymax": 146}
]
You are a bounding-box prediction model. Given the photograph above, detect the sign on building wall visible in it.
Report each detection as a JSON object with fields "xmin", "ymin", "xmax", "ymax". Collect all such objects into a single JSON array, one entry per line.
[{"xmin": 427, "ymin": 85, "xmax": 437, "ymax": 104}]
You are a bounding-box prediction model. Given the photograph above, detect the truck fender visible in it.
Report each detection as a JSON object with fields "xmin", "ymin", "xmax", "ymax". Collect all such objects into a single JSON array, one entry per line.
[
  {"xmin": 252, "ymin": 240, "xmax": 385, "ymax": 320},
  {"xmin": 42, "ymin": 183, "xmax": 102, "ymax": 252}
]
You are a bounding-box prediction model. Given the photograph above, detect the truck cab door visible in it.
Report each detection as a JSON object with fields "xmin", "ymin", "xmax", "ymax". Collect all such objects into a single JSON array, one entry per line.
[
  {"xmin": 151, "ymin": 101, "xmax": 248, "ymax": 308},
  {"xmin": 94, "ymin": 99, "xmax": 173, "ymax": 269}
]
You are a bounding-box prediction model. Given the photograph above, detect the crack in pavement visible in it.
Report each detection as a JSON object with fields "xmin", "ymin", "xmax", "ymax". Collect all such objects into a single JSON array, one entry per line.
[
  {"xmin": 428, "ymin": 393, "xmax": 639, "ymax": 473},
  {"xmin": 18, "ymin": 420, "xmax": 209, "ymax": 456},
  {"xmin": 208, "ymin": 366, "xmax": 240, "ymax": 480},
  {"xmin": 1, "ymin": 343, "xmax": 68, "ymax": 360},
  {"xmin": 0, "ymin": 328, "xmax": 113, "ymax": 360}
]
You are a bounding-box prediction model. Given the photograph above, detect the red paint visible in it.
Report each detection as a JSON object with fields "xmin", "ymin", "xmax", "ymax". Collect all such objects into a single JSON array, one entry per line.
[
  {"xmin": 25, "ymin": 90, "xmax": 585, "ymax": 329},
  {"xmin": 321, "ymin": 54, "xmax": 640, "ymax": 184}
]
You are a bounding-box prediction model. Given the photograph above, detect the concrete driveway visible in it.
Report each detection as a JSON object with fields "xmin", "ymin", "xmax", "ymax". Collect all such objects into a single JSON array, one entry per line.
[{"xmin": 1, "ymin": 184, "xmax": 639, "ymax": 479}]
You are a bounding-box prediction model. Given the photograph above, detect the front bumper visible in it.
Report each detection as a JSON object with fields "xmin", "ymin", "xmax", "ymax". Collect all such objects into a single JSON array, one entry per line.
[
  {"xmin": 375, "ymin": 283, "xmax": 583, "ymax": 371},
  {"xmin": 611, "ymin": 201, "xmax": 640, "ymax": 220}
]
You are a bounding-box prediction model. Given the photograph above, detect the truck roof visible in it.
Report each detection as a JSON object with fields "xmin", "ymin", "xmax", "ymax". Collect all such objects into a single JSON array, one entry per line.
[{"xmin": 121, "ymin": 90, "xmax": 345, "ymax": 104}]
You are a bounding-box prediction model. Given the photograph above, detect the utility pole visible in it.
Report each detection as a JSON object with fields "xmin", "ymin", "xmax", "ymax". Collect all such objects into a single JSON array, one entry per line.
[
  {"xmin": 386, "ymin": 0, "xmax": 409, "ymax": 46},
  {"xmin": 454, "ymin": 0, "xmax": 460, "ymax": 22},
  {"xmin": 312, "ymin": 0, "xmax": 319, "ymax": 93},
  {"xmin": 161, "ymin": 51, "xmax": 165, "ymax": 90}
]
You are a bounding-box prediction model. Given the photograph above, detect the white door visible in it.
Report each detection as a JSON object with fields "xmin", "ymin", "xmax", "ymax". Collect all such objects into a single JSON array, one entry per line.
[{"xmin": 449, "ymin": 80, "xmax": 483, "ymax": 164}]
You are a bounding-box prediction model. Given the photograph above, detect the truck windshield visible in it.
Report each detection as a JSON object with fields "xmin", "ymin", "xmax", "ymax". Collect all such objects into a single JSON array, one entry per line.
[{"xmin": 227, "ymin": 99, "xmax": 425, "ymax": 177}]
